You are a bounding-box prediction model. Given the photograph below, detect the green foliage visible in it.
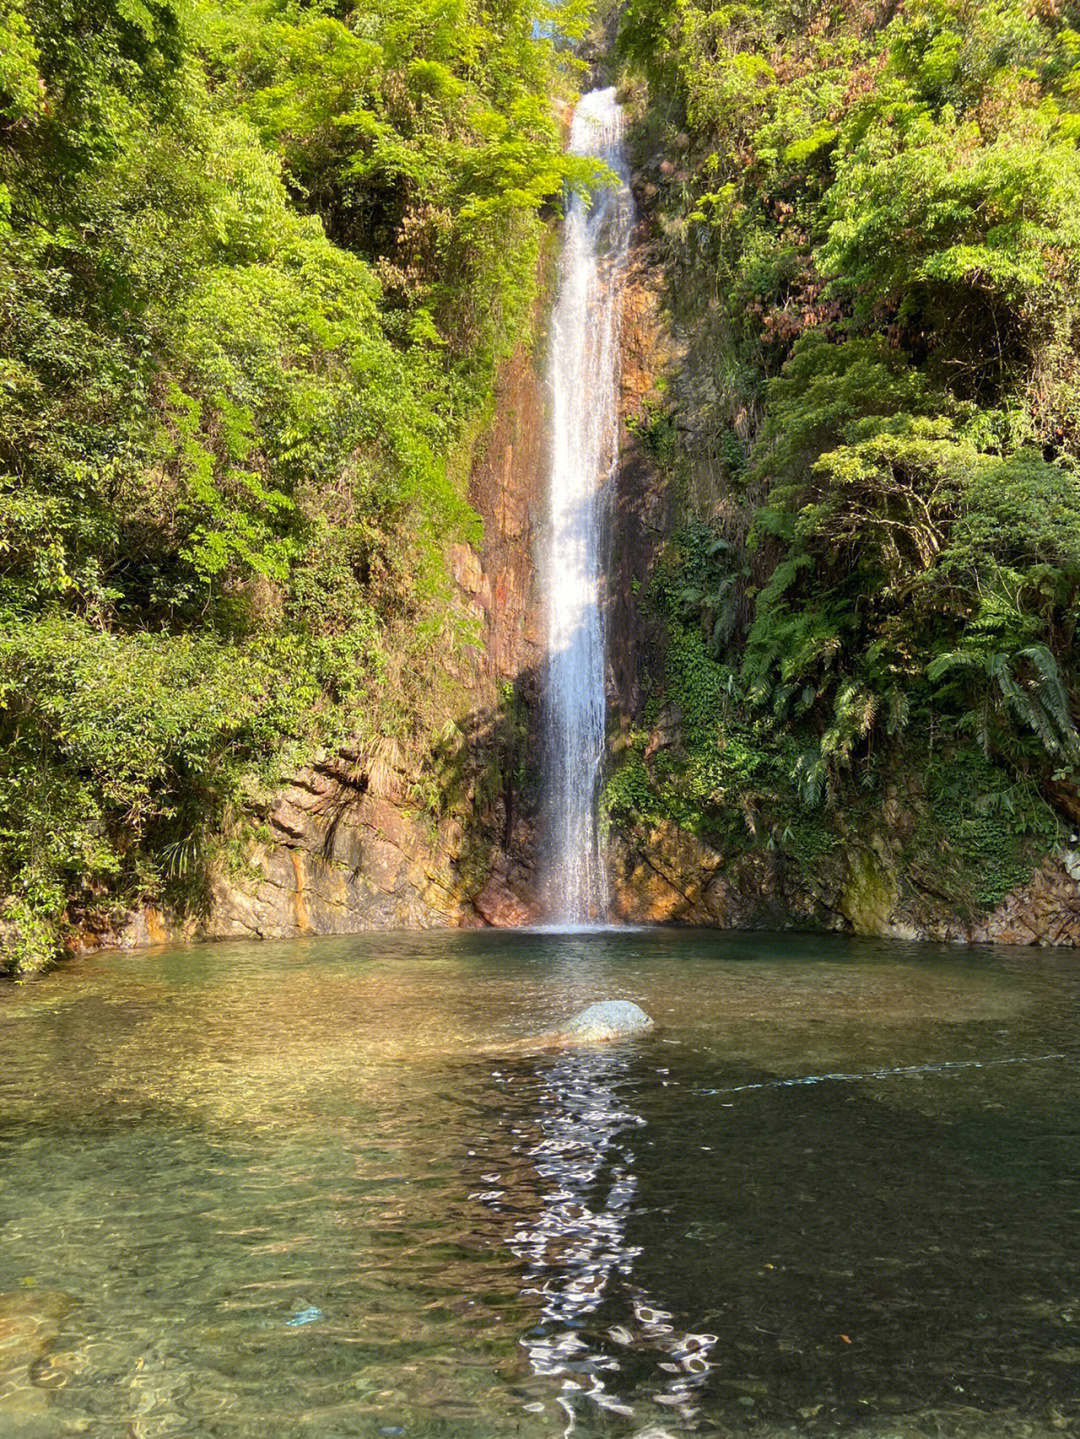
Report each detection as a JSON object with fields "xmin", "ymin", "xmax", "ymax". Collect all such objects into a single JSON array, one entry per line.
[
  {"xmin": 0, "ymin": 614, "xmax": 376, "ymax": 973},
  {"xmin": 0, "ymin": 0, "xmax": 42, "ymax": 128},
  {"xmin": 205, "ymin": 0, "xmax": 600, "ymax": 369},
  {"xmin": 628, "ymin": 401, "xmax": 680, "ymax": 470},
  {"xmin": 621, "ymin": 0, "xmax": 1080, "ymax": 847},
  {"xmin": 601, "ymin": 749, "xmax": 659, "ymax": 829},
  {"xmin": 604, "ymin": 530, "xmax": 791, "ymax": 845},
  {"xmin": 823, "ymin": 109, "xmax": 1080, "ymax": 396},
  {"xmin": 0, "ymin": 0, "xmax": 588, "ymax": 972},
  {"xmin": 924, "ymin": 745, "xmax": 1058, "ymax": 908},
  {"xmin": 653, "ymin": 516, "xmax": 741, "ymax": 663}
]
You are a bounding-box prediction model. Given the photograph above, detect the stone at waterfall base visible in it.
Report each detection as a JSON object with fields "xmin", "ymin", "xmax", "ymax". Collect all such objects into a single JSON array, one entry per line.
[
  {"xmin": 473, "ymin": 869, "xmax": 540, "ymax": 927},
  {"xmin": 560, "ymin": 1000, "xmax": 654, "ymax": 1041}
]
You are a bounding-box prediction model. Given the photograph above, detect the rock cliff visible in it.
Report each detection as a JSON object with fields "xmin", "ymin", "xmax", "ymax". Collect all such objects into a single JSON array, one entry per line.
[
  {"xmin": 75, "ymin": 339, "xmax": 549, "ymax": 957},
  {"xmin": 609, "ymin": 819, "xmax": 1080, "ymax": 946},
  {"xmin": 75, "ymin": 131, "xmax": 1080, "ymax": 957},
  {"xmin": 205, "ymin": 341, "xmax": 549, "ymax": 941},
  {"xmin": 594, "ymin": 124, "xmax": 1080, "ymax": 949}
]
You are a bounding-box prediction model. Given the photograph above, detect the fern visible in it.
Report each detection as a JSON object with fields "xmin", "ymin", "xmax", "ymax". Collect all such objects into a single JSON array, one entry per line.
[
  {"xmin": 1019, "ymin": 644, "xmax": 1080, "ymax": 760},
  {"xmin": 793, "ymin": 749, "xmax": 827, "ymax": 807},
  {"xmin": 928, "ymin": 641, "xmax": 1080, "ymax": 766},
  {"xmin": 886, "ymin": 686, "xmax": 910, "ymax": 736}
]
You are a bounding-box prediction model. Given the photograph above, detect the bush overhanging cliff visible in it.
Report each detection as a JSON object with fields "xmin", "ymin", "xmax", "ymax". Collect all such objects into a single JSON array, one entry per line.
[
  {"xmin": 609, "ymin": 0, "xmax": 1080, "ymax": 921},
  {"xmin": 0, "ymin": 0, "xmax": 594, "ymax": 973}
]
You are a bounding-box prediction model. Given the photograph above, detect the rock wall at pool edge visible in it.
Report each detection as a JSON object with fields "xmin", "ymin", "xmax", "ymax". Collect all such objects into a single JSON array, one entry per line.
[
  {"xmin": 71, "ymin": 338, "xmax": 550, "ymax": 957},
  {"xmin": 70, "ymin": 149, "xmax": 1080, "ymax": 955},
  {"xmin": 607, "ymin": 819, "xmax": 1080, "ymax": 946}
]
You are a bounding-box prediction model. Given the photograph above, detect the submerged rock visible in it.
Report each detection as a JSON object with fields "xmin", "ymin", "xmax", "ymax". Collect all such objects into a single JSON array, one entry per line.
[{"xmin": 561, "ymin": 1000, "xmax": 654, "ymax": 1042}]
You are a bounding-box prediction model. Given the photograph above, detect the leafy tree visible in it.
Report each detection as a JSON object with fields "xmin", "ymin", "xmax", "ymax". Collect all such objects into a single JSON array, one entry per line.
[
  {"xmin": 0, "ymin": 0, "xmax": 592, "ymax": 972},
  {"xmin": 618, "ymin": 0, "xmax": 1080, "ymax": 861}
]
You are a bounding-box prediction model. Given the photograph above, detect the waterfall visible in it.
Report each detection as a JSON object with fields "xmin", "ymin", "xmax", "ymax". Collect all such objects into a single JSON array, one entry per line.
[{"xmin": 541, "ymin": 88, "xmax": 633, "ymax": 923}]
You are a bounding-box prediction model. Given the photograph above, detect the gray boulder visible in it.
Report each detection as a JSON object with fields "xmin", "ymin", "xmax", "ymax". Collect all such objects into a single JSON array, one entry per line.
[{"xmin": 561, "ymin": 1000, "xmax": 654, "ymax": 1042}]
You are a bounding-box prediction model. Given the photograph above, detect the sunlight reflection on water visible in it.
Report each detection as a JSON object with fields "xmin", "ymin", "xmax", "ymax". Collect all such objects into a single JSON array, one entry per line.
[{"xmin": 2, "ymin": 926, "xmax": 1080, "ymax": 1438}]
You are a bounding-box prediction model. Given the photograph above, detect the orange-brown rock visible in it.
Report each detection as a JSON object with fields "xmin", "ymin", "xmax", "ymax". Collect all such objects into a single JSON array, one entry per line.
[
  {"xmin": 73, "ymin": 333, "xmax": 550, "ymax": 957},
  {"xmin": 610, "ymin": 815, "xmax": 1080, "ymax": 948},
  {"xmin": 972, "ymin": 853, "xmax": 1080, "ymax": 946},
  {"xmin": 474, "ymin": 863, "xmax": 541, "ymax": 927}
]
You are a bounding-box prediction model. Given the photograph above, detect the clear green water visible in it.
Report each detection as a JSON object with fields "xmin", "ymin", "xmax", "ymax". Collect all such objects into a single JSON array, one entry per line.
[{"xmin": 3, "ymin": 929, "xmax": 1080, "ymax": 1439}]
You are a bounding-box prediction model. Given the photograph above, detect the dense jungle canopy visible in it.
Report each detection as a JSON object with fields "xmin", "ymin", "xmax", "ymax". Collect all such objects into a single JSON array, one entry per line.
[
  {"xmin": 604, "ymin": 0, "xmax": 1080, "ymax": 907},
  {"xmin": 4, "ymin": 0, "xmax": 1080, "ymax": 971},
  {"xmin": 0, "ymin": 0, "xmax": 591, "ymax": 971}
]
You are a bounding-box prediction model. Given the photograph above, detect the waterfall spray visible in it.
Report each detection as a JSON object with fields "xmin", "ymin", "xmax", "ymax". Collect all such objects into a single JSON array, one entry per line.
[{"xmin": 542, "ymin": 88, "xmax": 633, "ymax": 923}]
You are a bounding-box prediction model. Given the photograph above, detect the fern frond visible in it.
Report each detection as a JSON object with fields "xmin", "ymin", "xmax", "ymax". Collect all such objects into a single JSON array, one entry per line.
[
  {"xmin": 994, "ymin": 662, "xmax": 1060, "ymax": 755},
  {"xmin": 886, "ymin": 686, "xmax": 910, "ymax": 736},
  {"xmin": 793, "ymin": 749, "xmax": 827, "ymax": 808},
  {"xmin": 1019, "ymin": 644, "xmax": 1080, "ymax": 759},
  {"xmin": 926, "ymin": 649, "xmax": 981, "ymax": 683}
]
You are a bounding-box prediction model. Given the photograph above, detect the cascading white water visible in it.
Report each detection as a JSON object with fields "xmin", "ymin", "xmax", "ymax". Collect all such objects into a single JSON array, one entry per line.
[{"xmin": 542, "ymin": 88, "xmax": 633, "ymax": 923}]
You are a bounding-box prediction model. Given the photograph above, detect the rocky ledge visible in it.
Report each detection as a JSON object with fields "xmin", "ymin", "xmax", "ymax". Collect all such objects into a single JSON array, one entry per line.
[{"xmin": 609, "ymin": 820, "xmax": 1080, "ymax": 947}]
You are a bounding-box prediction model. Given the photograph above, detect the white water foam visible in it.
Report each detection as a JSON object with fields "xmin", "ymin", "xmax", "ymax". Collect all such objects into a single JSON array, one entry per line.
[{"xmin": 542, "ymin": 87, "xmax": 633, "ymax": 923}]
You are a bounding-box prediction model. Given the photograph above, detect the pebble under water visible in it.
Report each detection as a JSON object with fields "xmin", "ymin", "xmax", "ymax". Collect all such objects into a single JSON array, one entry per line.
[{"xmin": 2, "ymin": 927, "xmax": 1080, "ymax": 1439}]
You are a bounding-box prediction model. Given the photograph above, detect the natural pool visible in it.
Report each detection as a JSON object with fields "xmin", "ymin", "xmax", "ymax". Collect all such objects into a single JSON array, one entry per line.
[{"xmin": 2, "ymin": 928, "xmax": 1080, "ymax": 1439}]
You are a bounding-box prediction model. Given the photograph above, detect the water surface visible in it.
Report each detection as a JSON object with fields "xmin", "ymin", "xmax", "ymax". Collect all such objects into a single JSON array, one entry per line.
[{"xmin": 2, "ymin": 928, "xmax": 1080, "ymax": 1438}]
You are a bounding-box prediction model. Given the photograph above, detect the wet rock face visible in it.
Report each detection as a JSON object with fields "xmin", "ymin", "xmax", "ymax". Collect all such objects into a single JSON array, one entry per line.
[
  {"xmin": 473, "ymin": 859, "xmax": 541, "ymax": 928},
  {"xmin": 562, "ymin": 1000, "xmax": 654, "ymax": 1041},
  {"xmin": 609, "ymin": 222, "xmax": 683, "ymax": 723},
  {"xmin": 608, "ymin": 819, "xmax": 1080, "ymax": 948},
  {"xmin": 74, "ymin": 340, "xmax": 550, "ymax": 957},
  {"xmin": 201, "ymin": 342, "xmax": 550, "ymax": 943},
  {"xmin": 207, "ymin": 764, "xmax": 471, "ymax": 940},
  {"xmin": 75, "ymin": 759, "xmax": 480, "ymax": 953},
  {"xmin": 970, "ymin": 852, "xmax": 1080, "ymax": 946}
]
